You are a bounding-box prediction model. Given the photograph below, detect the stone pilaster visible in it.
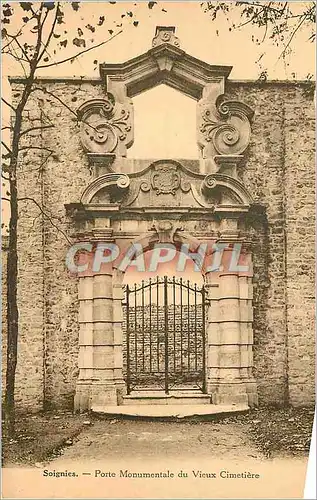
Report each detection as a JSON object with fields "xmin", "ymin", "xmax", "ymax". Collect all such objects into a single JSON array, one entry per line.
[
  {"xmin": 205, "ymin": 246, "xmax": 257, "ymax": 407},
  {"xmin": 74, "ymin": 262, "xmax": 125, "ymax": 411},
  {"xmin": 238, "ymin": 273, "xmax": 258, "ymax": 406}
]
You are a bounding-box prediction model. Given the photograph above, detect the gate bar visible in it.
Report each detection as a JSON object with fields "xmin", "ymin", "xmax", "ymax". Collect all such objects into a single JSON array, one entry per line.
[
  {"xmin": 202, "ymin": 286, "xmax": 207, "ymax": 394},
  {"xmin": 142, "ymin": 280, "xmax": 145, "ymax": 371},
  {"xmin": 126, "ymin": 285, "xmax": 131, "ymax": 395},
  {"xmin": 156, "ymin": 276, "xmax": 159, "ymax": 372},
  {"xmin": 180, "ymin": 277, "xmax": 183, "ymax": 372},
  {"xmin": 194, "ymin": 283, "xmax": 197, "ymax": 370},
  {"xmin": 164, "ymin": 276, "xmax": 169, "ymax": 394},
  {"xmin": 187, "ymin": 280, "xmax": 190, "ymax": 371},
  {"xmin": 124, "ymin": 278, "xmax": 207, "ymax": 394},
  {"xmin": 134, "ymin": 283, "xmax": 137, "ymax": 374},
  {"xmin": 149, "ymin": 277, "xmax": 152, "ymax": 373},
  {"xmin": 173, "ymin": 276, "xmax": 176, "ymax": 371}
]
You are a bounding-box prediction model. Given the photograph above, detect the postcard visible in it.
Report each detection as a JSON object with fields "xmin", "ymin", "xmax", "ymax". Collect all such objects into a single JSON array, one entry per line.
[{"xmin": 1, "ymin": 1, "xmax": 315, "ymax": 498}]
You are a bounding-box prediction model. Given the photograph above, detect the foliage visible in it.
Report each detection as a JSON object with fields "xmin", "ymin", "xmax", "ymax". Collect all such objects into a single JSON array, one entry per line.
[
  {"xmin": 1, "ymin": 1, "xmax": 147, "ymax": 73},
  {"xmin": 201, "ymin": 1, "xmax": 316, "ymax": 66}
]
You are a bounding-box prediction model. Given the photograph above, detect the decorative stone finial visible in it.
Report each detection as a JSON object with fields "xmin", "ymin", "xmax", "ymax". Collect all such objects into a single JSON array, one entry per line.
[{"xmin": 152, "ymin": 26, "xmax": 180, "ymax": 48}]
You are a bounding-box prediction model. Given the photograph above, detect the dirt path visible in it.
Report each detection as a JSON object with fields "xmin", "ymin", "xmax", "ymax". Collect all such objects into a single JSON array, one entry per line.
[
  {"xmin": 3, "ymin": 415, "xmax": 311, "ymax": 499},
  {"xmin": 50, "ymin": 419, "xmax": 263, "ymax": 462},
  {"xmin": 32, "ymin": 419, "xmax": 307, "ymax": 499}
]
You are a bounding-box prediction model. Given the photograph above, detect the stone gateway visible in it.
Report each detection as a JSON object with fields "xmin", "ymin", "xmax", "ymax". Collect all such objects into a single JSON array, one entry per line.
[{"xmin": 2, "ymin": 27, "xmax": 315, "ymax": 412}]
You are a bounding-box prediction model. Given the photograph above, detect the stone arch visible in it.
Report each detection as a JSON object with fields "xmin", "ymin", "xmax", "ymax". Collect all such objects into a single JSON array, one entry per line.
[
  {"xmin": 112, "ymin": 228, "xmax": 208, "ymax": 287},
  {"xmin": 202, "ymin": 173, "xmax": 254, "ymax": 206}
]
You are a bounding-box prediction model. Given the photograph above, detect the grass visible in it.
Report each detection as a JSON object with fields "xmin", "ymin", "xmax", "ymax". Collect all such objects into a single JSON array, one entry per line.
[
  {"xmin": 223, "ymin": 406, "xmax": 315, "ymax": 458},
  {"xmin": 2, "ymin": 410, "xmax": 88, "ymax": 466}
]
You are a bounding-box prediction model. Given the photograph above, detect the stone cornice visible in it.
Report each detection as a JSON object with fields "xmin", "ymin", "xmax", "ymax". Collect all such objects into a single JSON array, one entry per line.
[
  {"xmin": 100, "ymin": 44, "xmax": 232, "ymax": 100},
  {"xmin": 9, "ymin": 76, "xmax": 314, "ymax": 88}
]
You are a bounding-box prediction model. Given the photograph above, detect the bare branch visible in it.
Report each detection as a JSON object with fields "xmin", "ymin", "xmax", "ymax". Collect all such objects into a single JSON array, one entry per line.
[
  {"xmin": 2, "ymin": 98, "xmax": 16, "ymax": 114},
  {"xmin": 1, "ymin": 142, "xmax": 12, "ymax": 155},
  {"xmin": 234, "ymin": 1, "xmax": 289, "ymax": 14},
  {"xmin": 34, "ymin": 150, "xmax": 53, "ymax": 174},
  {"xmin": 6, "ymin": 34, "xmax": 31, "ymax": 63},
  {"xmin": 8, "ymin": 43, "xmax": 29, "ymax": 78},
  {"xmin": 1, "ymin": 11, "xmax": 37, "ymax": 53},
  {"xmin": 18, "ymin": 197, "xmax": 73, "ymax": 245},
  {"xmin": 31, "ymin": 86, "xmax": 78, "ymax": 118},
  {"xmin": 18, "ymin": 145, "xmax": 54, "ymax": 153},
  {"xmin": 19, "ymin": 124, "xmax": 54, "ymax": 138},
  {"xmin": 37, "ymin": 29, "xmax": 123, "ymax": 68},
  {"xmin": 37, "ymin": 2, "xmax": 60, "ymax": 64},
  {"xmin": 28, "ymin": 3, "xmax": 45, "ymax": 70},
  {"xmin": 2, "ymin": 49, "xmax": 30, "ymax": 64},
  {"xmin": 31, "ymin": 88, "xmax": 100, "ymax": 135},
  {"xmin": 277, "ymin": 15, "xmax": 307, "ymax": 61}
]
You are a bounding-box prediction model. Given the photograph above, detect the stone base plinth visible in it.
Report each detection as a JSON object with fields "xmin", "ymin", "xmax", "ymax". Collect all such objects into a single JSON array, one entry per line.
[
  {"xmin": 208, "ymin": 380, "xmax": 250, "ymax": 406},
  {"xmin": 74, "ymin": 381, "xmax": 120, "ymax": 412},
  {"xmin": 244, "ymin": 378, "xmax": 259, "ymax": 407},
  {"xmin": 74, "ymin": 382, "xmax": 92, "ymax": 412}
]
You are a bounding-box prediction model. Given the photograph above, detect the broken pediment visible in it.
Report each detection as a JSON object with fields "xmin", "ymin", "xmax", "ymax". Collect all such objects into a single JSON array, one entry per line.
[
  {"xmin": 99, "ymin": 26, "xmax": 232, "ymax": 101},
  {"xmin": 78, "ymin": 160, "xmax": 253, "ymax": 216}
]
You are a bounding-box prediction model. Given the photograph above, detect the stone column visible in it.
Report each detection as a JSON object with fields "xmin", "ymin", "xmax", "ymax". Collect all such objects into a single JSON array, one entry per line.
[
  {"xmin": 74, "ymin": 246, "xmax": 125, "ymax": 412},
  {"xmin": 239, "ymin": 272, "xmax": 258, "ymax": 406},
  {"xmin": 205, "ymin": 280, "xmax": 220, "ymax": 394},
  {"xmin": 205, "ymin": 245, "xmax": 257, "ymax": 407}
]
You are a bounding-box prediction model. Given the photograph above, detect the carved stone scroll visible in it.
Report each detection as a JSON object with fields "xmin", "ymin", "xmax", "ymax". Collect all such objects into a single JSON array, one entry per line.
[
  {"xmin": 77, "ymin": 95, "xmax": 133, "ymax": 157},
  {"xmin": 198, "ymin": 98, "xmax": 254, "ymax": 159},
  {"xmin": 81, "ymin": 173, "xmax": 130, "ymax": 205},
  {"xmin": 201, "ymin": 173, "xmax": 253, "ymax": 206}
]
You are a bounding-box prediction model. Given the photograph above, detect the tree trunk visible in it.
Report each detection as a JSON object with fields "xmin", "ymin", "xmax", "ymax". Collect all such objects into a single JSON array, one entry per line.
[
  {"xmin": 4, "ymin": 4, "xmax": 46, "ymax": 437},
  {"xmin": 5, "ymin": 171, "xmax": 19, "ymax": 437},
  {"xmin": 4, "ymin": 102, "xmax": 30, "ymax": 437}
]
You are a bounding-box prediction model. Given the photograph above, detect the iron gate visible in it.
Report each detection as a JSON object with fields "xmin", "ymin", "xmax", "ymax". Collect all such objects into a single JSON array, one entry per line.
[{"xmin": 122, "ymin": 276, "xmax": 207, "ymax": 394}]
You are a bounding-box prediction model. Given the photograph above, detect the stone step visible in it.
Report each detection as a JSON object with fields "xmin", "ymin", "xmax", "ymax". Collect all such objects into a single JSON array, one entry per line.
[
  {"xmin": 91, "ymin": 404, "xmax": 249, "ymax": 419},
  {"xmin": 123, "ymin": 390, "xmax": 211, "ymax": 406}
]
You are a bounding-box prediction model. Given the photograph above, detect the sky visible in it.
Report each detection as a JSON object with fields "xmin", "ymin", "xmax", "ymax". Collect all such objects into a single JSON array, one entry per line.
[{"xmin": 3, "ymin": 1, "xmax": 315, "ymax": 79}]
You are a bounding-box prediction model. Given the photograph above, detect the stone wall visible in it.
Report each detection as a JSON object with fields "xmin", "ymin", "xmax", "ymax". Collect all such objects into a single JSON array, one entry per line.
[
  {"xmin": 10, "ymin": 81, "xmax": 105, "ymax": 410},
  {"xmin": 226, "ymin": 81, "xmax": 315, "ymax": 406},
  {"xmin": 3, "ymin": 78, "xmax": 315, "ymax": 409}
]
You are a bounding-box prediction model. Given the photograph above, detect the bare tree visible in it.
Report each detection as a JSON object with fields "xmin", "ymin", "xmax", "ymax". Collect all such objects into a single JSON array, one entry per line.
[
  {"xmin": 1, "ymin": 0, "xmax": 157, "ymax": 437},
  {"xmin": 201, "ymin": 1, "xmax": 316, "ymax": 77}
]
